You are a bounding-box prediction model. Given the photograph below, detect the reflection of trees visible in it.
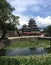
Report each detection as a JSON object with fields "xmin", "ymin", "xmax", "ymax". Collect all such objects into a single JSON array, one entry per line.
[
  {"xmin": 0, "ymin": 39, "xmax": 11, "ymax": 56},
  {"xmin": 0, "ymin": 39, "xmax": 11, "ymax": 49},
  {"xmin": 0, "ymin": 49, "xmax": 6, "ymax": 56}
]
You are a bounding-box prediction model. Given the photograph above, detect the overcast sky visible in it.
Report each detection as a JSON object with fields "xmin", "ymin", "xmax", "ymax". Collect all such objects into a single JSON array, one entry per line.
[{"xmin": 7, "ymin": 0, "xmax": 51, "ymax": 28}]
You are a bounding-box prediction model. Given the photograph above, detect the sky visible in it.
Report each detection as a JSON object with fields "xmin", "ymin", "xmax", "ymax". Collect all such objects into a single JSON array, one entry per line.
[{"xmin": 7, "ymin": 0, "xmax": 51, "ymax": 29}]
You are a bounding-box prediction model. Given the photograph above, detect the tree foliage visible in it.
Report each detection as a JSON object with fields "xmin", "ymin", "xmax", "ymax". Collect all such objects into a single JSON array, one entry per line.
[
  {"xmin": 44, "ymin": 25, "xmax": 51, "ymax": 36},
  {"xmin": 0, "ymin": 0, "xmax": 19, "ymax": 39}
]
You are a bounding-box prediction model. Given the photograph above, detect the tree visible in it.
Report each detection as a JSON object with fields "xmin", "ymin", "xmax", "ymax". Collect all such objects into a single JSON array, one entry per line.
[
  {"xmin": 0, "ymin": 0, "xmax": 19, "ymax": 40},
  {"xmin": 6, "ymin": 15, "xmax": 19, "ymax": 31},
  {"xmin": 44, "ymin": 25, "xmax": 51, "ymax": 36}
]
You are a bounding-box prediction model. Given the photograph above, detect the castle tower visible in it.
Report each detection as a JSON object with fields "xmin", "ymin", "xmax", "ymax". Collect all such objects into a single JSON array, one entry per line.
[{"xmin": 28, "ymin": 18, "xmax": 39, "ymax": 31}]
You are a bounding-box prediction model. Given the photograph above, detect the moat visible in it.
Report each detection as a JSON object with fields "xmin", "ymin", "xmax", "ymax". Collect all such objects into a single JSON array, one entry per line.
[{"xmin": 0, "ymin": 48, "xmax": 51, "ymax": 56}]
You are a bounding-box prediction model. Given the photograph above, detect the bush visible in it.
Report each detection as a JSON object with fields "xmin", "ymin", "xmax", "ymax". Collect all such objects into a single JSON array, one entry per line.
[
  {"xmin": 0, "ymin": 58, "xmax": 20, "ymax": 65},
  {"xmin": 1, "ymin": 54, "xmax": 51, "ymax": 65}
]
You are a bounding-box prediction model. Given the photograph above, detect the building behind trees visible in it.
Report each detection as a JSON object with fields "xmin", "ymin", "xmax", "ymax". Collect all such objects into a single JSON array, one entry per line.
[
  {"xmin": 22, "ymin": 18, "xmax": 39, "ymax": 32},
  {"xmin": 22, "ymin": 18, "xmax": 40, "ymax": 35}
]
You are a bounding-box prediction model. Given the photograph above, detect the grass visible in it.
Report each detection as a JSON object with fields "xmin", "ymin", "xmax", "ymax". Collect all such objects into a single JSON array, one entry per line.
[
  {"xmin": 1, "ymin": 54, "xmax": 51, "ymax": 65},
  {"xmin": 5, "ymin": 40, "xmax": 51, "ymax": 49}
]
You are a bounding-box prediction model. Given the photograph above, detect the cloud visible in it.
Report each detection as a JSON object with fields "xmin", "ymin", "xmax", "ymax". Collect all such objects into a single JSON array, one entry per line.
[
  {"xmin": 7, "ymin": 0, "xmax": 51, "ymax": 16},
  {"xmin": 18, "ymin": 16, "xmax": 51, "ymax": 29},
  {"xmin": 35, "ymin": 16, "xmax": 51, "ymax": 27},
  {"xmin": 19, "ymin": 16, "xmax": 28, "ymax": 25},
  {"xmin": 7, "ymin": 0, "xmax": 51, "ymax": 29},
  {"xmin": 30, "ymin": 6, "xmax": 41, "ymax": 12},
  {"xmin": 18, "ymin": 15, "xmax": 34, "ymax": 25},
  {"xmin": 17, "ymin": 16, "xmax": 51, "ymax": 29}
]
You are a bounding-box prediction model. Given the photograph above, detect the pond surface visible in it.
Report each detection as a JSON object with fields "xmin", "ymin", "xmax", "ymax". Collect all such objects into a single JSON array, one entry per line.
[{"xmin": 0, "ymin": 48, "xmax": 51, "ymax": 56}]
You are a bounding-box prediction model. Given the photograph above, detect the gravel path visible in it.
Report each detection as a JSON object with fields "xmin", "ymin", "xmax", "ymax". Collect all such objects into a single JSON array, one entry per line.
[{"xmin": 8, "ymin": 36, "xmax": 51, "ymax": 39}]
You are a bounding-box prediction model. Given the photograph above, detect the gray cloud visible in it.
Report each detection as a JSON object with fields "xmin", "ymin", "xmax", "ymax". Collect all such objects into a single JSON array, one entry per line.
[{"xmin": 7, "ymin": 0, "xmax": 51, "ymax": 28}]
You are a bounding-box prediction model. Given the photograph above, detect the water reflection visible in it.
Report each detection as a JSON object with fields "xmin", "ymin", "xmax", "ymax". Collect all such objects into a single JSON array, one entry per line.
[
  {"xmin": 0, "ymin": 48, "xmax": 51, "ymax": 56},
  {"xmin": 0, "ymin": 49, "xmax": 6, "ymax": 56}
]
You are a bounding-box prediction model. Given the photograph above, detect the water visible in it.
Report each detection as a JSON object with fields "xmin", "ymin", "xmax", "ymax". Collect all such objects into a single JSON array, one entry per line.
[{"xmin": 0, "ymin": 48, "xmax": 51, "ymax": 56}]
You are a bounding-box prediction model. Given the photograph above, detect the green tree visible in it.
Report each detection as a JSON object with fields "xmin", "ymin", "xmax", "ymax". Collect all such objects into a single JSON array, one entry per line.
[
  {"xmin": 0, "ymin": 0, "xmax": 19, "ymax": 40},
  {"xmin": 44, "ymin": 25, "xmax": 51, "ymax": 36}
]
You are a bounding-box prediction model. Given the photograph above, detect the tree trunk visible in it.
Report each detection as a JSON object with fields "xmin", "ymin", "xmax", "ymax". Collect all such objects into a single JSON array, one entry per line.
[{"xmin": 0, "ymin": 29, "xmax": 7, "ymax": 40}]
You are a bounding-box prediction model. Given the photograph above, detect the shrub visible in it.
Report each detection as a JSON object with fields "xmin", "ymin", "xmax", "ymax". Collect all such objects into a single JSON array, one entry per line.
[
  {"xmin": 1, "ymin": 54, "xmax": 51, "ymax": 65},
  {"xmin": 0, "ymin": 58, "xmax": 20, "ymax": 65}
]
